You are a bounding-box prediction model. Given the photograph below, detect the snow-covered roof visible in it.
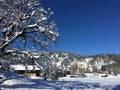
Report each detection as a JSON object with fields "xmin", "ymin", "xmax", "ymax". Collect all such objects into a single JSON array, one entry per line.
[{"xmin": 10, "ymin": 65, "xmax": 40, "ymax": 71}]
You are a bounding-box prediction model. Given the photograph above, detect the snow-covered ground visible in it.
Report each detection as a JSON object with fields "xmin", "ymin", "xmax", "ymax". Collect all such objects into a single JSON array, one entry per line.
[{"xmin": 0, "ymin": 72, "xmax": 120, "ymax": 90}]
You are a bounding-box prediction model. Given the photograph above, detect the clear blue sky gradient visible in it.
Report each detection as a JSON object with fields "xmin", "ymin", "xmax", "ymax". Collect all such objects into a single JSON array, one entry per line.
[{"xmin": 43, "ymin": 0, "xmax": 120, "ymax": 55}]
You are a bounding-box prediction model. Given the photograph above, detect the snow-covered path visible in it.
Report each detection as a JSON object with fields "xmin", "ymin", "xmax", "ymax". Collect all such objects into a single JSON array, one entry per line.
[{"xmin": 0, "ymin": 74, "xmax": 120, "ymax": 90}]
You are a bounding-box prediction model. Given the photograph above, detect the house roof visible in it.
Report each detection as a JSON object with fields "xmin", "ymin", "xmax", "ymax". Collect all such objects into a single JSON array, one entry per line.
[{"xmin": 10, "ymin": 65, "xmax": 40, "ymax": 71}]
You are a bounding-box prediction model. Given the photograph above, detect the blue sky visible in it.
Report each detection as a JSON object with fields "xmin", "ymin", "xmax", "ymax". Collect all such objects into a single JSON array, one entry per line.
[{"xmin": 43, "ymin": 0, "xmax": 120, "ymax": 55}]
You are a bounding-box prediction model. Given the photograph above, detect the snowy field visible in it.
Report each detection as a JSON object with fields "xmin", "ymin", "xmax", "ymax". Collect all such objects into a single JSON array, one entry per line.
[{"xmin": 0, "ymin": 72, "xmax": 120, "ymax": 90}]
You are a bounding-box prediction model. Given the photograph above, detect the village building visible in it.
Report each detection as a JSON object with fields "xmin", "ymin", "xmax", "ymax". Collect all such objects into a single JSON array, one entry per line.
[
  {"xmin": 70, "ymin": 60, "xmax": 89, "ymax": 75},
  {"xmin": 10, "ymin": 64, "xmax": 41, "ymax": 77}
]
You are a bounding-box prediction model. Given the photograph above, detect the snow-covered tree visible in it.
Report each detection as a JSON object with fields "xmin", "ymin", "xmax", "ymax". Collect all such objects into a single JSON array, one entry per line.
[
  {"xmin": 0, "ymin": 0, "xmax": 59, "ymax": 80},
  {"xmin": 0, "ymin": 0, "xmax": 58, "ymax": 53}
]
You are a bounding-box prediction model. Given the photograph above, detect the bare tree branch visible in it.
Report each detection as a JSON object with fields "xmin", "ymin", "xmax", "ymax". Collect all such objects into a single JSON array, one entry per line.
[{"xmin": 0, "ymin": 0, "xmax": 59, "ymax": 52}]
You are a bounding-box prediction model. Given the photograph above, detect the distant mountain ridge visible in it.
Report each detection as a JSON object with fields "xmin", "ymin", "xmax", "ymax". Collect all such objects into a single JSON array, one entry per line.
[{"xmin": 46, "ymin": 51, "xmax": 120, "ymax": 71}]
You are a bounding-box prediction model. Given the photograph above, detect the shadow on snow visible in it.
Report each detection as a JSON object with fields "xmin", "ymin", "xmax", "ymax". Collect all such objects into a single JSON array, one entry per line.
[{"xmin": 0, "ymin": 78, "xmax": 119, "ymax": 90}]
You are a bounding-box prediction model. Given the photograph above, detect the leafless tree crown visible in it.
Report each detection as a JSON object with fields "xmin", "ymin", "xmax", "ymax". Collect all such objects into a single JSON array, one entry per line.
[{"xmin": 0, "ymin": 0, "xmax": 59, "ymax": 52}]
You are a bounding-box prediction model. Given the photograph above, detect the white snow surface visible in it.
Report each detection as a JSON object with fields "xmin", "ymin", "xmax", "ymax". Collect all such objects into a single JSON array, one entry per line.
[{"xmin": 0, "ymin": 72, "xmax": 120, "ymax": 90}]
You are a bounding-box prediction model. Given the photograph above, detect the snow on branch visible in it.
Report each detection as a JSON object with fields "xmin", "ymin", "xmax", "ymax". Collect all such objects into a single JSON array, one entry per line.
[
  {"xmin": 0, "ymin": 0, "xmax": 59, "ymax": 52},
  {"xmin": 27, "ymin": 23, "xmax": 37, "ymax": 28}
]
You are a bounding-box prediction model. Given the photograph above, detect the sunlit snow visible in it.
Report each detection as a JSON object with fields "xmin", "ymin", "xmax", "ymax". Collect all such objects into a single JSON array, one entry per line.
[{"xmin": 0, "ymin": 72, "xmax": 120, "ymax": 90}]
